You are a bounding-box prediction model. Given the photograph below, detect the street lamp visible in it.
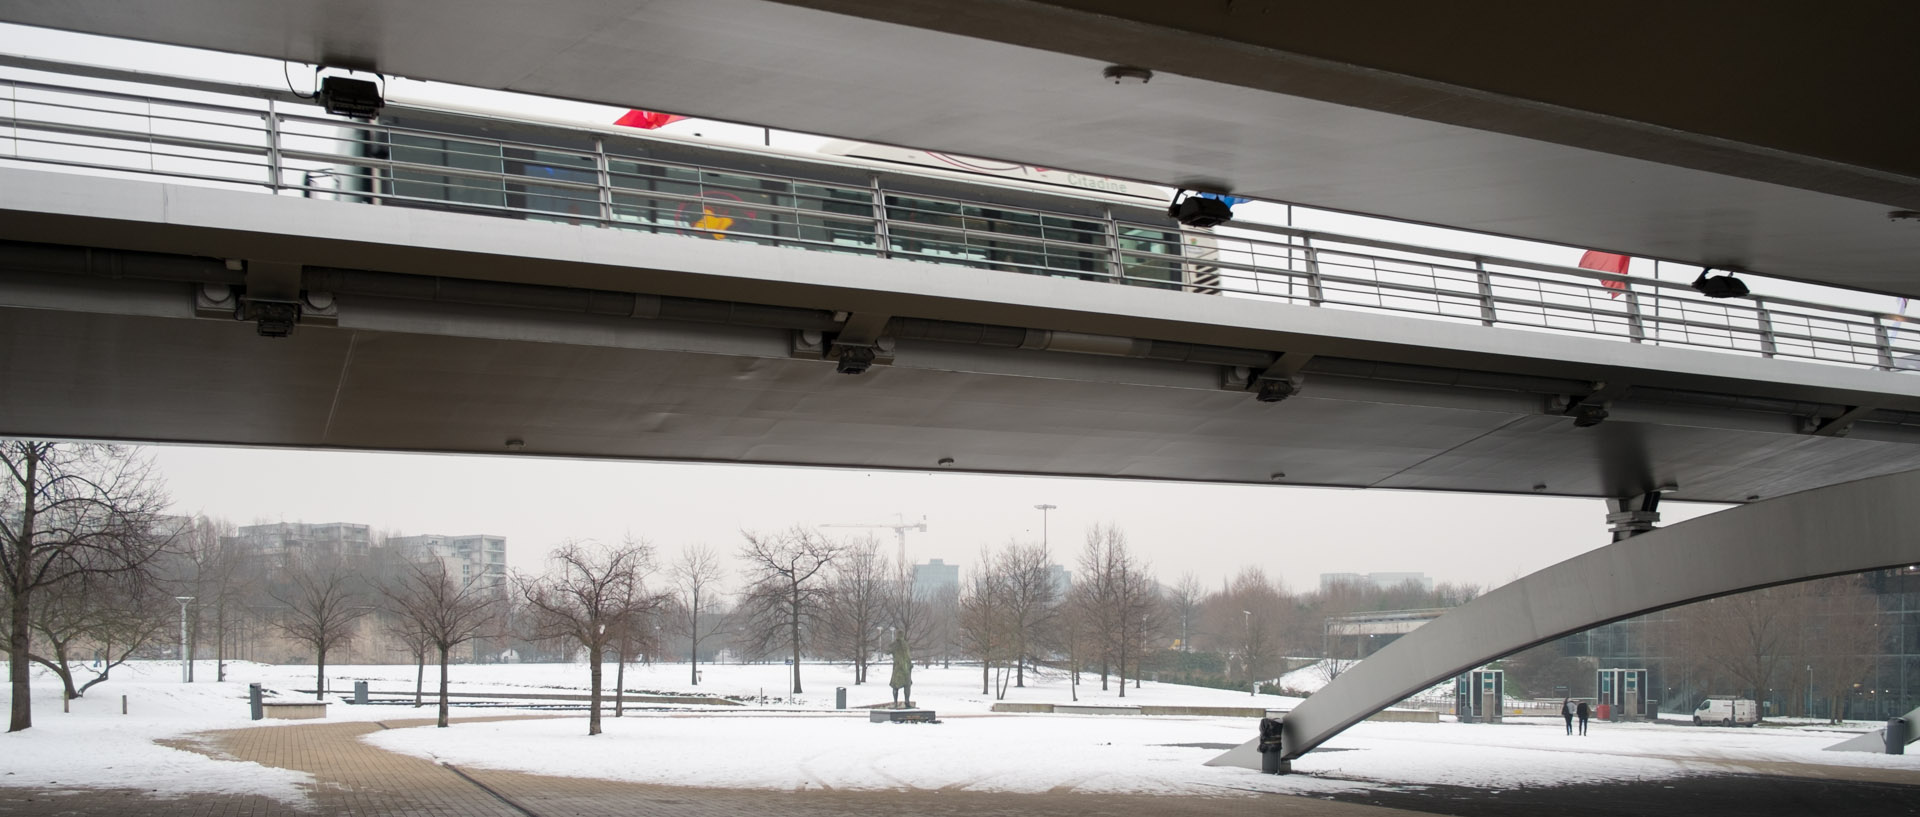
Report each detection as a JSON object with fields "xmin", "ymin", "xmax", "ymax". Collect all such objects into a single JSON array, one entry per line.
[
  {"xmin": 174, "ymin": 596, "xmax": 194, "ymax": 683},
  {"xmin": 1033, "ymin": 504, "xmax": 1057, "ymax": 548},
  {"xmin": 1806, "ymin": 664, "xmax": 1814, "ymax": 719}
]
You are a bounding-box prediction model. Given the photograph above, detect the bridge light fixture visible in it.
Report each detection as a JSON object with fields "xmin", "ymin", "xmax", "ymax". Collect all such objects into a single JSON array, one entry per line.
[
  {"xmin": 1102, "ymin": 65, "xmax": 1153, "ymax": 85},
  {"xmin": 320, "ymin": 75, "xmax": 384, "ymax": 119},
  {"xmin": 835, "ymin": 345, "xmax": 876, "ymax": 374},
  {"xmin": 1690, "ymin": 267, "xmax": 1750, "ymax": 299},
  {"xmin": 1168, "ymin": 189, "xmax": 1234, "ymax": 228}
]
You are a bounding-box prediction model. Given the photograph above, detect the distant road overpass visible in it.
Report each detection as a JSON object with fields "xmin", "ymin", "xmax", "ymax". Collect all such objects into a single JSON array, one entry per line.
[{"xmin": 5, "ymin": 62, "xmax": 1920, "ymax": 510}]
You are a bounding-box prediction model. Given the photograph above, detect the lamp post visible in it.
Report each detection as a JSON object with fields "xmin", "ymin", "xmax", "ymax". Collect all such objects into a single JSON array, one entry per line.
[
  {"xmin": 1033, "ymin": 504, "xmax": 1056, "ymax": 548},
  {"xmin": 1806, "ymin": 664, "xmax": 1814, "ymax": 719},
  {"xmin": 174, "ymin": 596, "xmax": 194, "ymax": 683}
]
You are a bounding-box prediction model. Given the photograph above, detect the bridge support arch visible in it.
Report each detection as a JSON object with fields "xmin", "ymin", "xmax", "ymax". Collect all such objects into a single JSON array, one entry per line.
[{"xmin": 1211, "ymin": 468, "xmax": 1920, "ymax": 769}]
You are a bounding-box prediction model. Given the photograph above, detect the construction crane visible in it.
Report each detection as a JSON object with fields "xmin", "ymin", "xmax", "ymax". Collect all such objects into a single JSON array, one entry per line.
[{"xmin": 821, "ymin": 514, "xmax": 928, "ymax": 571}]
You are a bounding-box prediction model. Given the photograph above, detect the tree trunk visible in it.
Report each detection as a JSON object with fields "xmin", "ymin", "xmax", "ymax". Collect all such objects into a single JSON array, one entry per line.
[
  {"xmin": 414, "ymin": 647, "xmax": 425, "ymax": 707},
  {"xmin": 215, "ymin": 602, "xmax": 227, "ymax": 683},
  {"xmin": 789, "ymin": 585, "xmax": 803, "ymax": 695},
  {"xmin": 981, "ymin": 658, "xmax": 989, "ymax": 694},
  {"xmin": 690, "ymin": 624, "xmax": 701, "ymax": 686},
  {"xmin": 587, "ymin": 646, "xmax": 604, "ymax": 736},
  {"xmin": 187, "ymin": 611, "xmax": 197, "ymax": 683},
  {"xmin": 9, "ymin": 542, "xmax": 35, "ymax": 732},
  {"xmin": 437, "ymin": 644, "xmax": 451, "ymax": 728},
  {"xmin": 315, "ymin": 648, "xmax": 327, "ymax": 701},
  {"xmin": 615, "ymin": 639, "xmax": 628, "ymax": 718}
]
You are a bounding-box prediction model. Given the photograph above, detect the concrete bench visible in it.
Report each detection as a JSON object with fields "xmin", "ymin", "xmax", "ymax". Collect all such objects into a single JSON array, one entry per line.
[
  {"xmin": 261, "ymin": 701, "xmax": 329, "ymax": 720},
  {"xmin": 870, "ymin": 708, "xmax": 937, "ymax": 723}
]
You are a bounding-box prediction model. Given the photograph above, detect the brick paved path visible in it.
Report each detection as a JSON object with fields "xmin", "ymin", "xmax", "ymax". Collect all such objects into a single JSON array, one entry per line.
[{"xmin": 0, "ymin": 715, "xmax": 1412, "ymax": 817}]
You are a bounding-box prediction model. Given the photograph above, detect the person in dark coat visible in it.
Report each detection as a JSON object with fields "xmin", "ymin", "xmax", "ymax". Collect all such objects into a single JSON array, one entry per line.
[
  {"xmin": 1576, "ymin": 700, "xmax": 1591, "ymax": 735},
  {"xmin": 1561, "ymin": 698, "xmax": 1574, "ymax": 735}
]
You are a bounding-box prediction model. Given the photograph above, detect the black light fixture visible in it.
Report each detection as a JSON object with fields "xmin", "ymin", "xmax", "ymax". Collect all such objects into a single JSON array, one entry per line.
[
  {"xmin": 834, "ymin": 346, "xmax": 876, "ymax": 375},
  {"xmin": 320, "ymin": 75, "xmax": 384, "ymax": 119},
  {"xmin": 1168, "ymin": 189, "xmax": 1234, "ymax": 228},
  {"xmin": 1690, "ymin": 267, "xmax": 1750, "ymax": 299}
]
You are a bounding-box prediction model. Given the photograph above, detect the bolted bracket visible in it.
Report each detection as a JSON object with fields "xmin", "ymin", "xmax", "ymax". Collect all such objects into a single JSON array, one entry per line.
[
  {"xmin": 1605, "ymin": 491, "xmax": 1664, "ymax": 541},
  {"xmin": 195, "ymin": 281, "xmax": 338, "ymax": 337}
]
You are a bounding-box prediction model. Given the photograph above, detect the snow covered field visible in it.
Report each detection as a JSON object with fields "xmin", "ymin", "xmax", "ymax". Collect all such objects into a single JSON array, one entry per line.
[{"xmin": 1, "ymin": 659, "xmax": 1914, "ymax": 804}]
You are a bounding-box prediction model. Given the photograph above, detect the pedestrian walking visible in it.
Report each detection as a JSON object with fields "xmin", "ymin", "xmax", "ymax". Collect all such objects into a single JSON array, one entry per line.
[
  {"xmin": 1576, "ymin": 700, "xmax": 1591, "ymax": 735},
  {"xmin": 1561, "ymin": 698, "xmax": 1573, "ymax": 735}
]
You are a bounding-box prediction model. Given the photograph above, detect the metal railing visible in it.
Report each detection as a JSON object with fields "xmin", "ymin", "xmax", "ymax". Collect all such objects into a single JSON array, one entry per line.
[{"xmin": 4, "ymin": 57, "xmax": 1916, "ymax": 372}]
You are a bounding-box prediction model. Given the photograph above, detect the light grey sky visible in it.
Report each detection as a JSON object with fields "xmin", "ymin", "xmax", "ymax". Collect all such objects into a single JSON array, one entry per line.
[
  {"xmin": 144, "ymin": 443, "xmax": 1722, "ymax": 594},
  {"xmin": 5, "ymin": 23, "xmax": 1749, "ymax": 592}
]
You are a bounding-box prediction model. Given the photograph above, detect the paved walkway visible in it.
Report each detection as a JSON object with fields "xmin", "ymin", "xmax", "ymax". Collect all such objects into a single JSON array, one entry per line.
[{"xmin": 0, "ymin": 715, "xmax": 1415, "ymax": 817}]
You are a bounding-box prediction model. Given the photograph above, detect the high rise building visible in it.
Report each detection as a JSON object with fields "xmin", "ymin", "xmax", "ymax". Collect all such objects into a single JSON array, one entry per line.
[
  {"xmin": 913, "ymin": 558, "xmax": 960, "ymax": 596},
  {"xmin": 387, "ymin": 533, "xmax": 509, "ymax": 593}
]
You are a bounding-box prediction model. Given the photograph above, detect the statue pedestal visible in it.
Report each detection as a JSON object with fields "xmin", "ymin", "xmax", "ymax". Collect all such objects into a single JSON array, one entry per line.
[{"xmin": 870, "ymin": 708, "xmax": 937, "ymax": 723}]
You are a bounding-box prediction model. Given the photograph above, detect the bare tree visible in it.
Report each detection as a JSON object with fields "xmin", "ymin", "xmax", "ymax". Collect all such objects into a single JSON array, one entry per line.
[
  {"xmin": 21, "ymin": 567, "xmax": 171, "ymax": 700},
  {"xmin": 515, "ymin": 540, "xmax": 658, "ymax": 735},
  {"xmin": 1072, "ymin": 533, "xmax": 1117, "ymax": 691},
  {"xmin": 1805, "ymin": 575, "xmax": 1883, "ymax": 721},
  {"xmin": 379, "ymin": 555, "xmax": 502, "ymax": 727},
  {"xmin": 162, "ymin": 515, "xmax": 246, "ymax": 682},
  {"xmin": 1215, "ymin": 566, "xmax": 1288, "ymax": 685},
  {"xmin": 2, "ymin": 440, "xmax": 173, "ymax": 732},
  {"xmin": 885, "ymin": 565, "xmax": 937, "ymax": 671},
  {"xmin": 957, "ymin": 548, "xmax": 1013, "ymax": 697},
  {"xmin": 1169, "ymin": 571, "xmax": 1203, "ymax": 654},
  {"xmin": 993, "ymin": 541, "xmax": 1059, "ymax": 688},
  {"xmin": 820, "ymin": 537, "xmax": 890, "ymax": 684},
  {"xmin": 1076, "ymin": 525, "xmax": 1159, "ymax": 696},
  {"xmin": 924, "ymin": 583, "xmax": 961, "ymax": 669},
  {"xmin": 269, "ymin": 551, "xmax": 373, "ymax": 700},
  {"xmin": 736, "ymin": 527, "xmax": 843, "ymax": 695},
  {"xmin": 667, "ymin": 544, "xmax": 726, "ymax": 686}
]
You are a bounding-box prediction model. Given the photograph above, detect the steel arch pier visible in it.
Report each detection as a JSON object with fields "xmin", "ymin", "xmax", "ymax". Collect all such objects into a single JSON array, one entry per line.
[{"xmin": 1211, "ymin": 468, "xmax": 1920, "ymax": 768}]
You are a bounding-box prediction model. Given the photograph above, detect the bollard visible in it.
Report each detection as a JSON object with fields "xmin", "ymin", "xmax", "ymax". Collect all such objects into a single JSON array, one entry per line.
[
  {"xmin": 121, "ymin": 695, "xmax": 127, "ymax": 715},
  {"xmin": 250, "ymin": 683, "xmax": 264, "ymax": 721},
  {"xmin": 354, "ymin": 680, "xmax": 368, "ymax": 705},
  {"xmin": 836, "ymin": 687, "xmax": 847, "ymax": 710},
  {"xmin": 1887, "ymin": 717, "xmax": 1910, "ymax": 755},
  {"xmin": 1257, "ymin": 717, "xmax": 1290, "ymax": 774}
]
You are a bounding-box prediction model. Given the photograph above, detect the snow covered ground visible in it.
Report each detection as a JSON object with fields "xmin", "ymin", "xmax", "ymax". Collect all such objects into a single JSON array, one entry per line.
[{"xmin": 1, "ymin": 659, "xmax": 1914, "ymax": 804}]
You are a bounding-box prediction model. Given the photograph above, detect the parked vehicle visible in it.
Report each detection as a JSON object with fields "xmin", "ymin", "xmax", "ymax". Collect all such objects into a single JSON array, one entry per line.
[{"xmin": 1693, "ymin": 697, "xmax": 1760, "ymax": 726}]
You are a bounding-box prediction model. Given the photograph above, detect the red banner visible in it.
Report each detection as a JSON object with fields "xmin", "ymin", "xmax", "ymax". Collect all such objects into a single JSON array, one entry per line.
[
  {"xmin": 615, "ymin": 110, "xmax": 687, "ymax": 130},
  {"xmin": 1579, "ymin": 251, "xmax": 1631, "ymax": 299}
]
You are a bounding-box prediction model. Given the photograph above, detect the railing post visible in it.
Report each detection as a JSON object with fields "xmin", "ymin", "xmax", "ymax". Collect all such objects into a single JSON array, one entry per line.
[
  {"xmin": 1875, "ymin": 318, "xmax": 1897, "ymax": 370},
  {"xmin": 1304, "ymin": 238, "xmax": 1325, "ymax": 306},
  {"xmin": 1623, "ymin": 287, "xmax": 1647, "ymax": 343},
  {"xmin": 593, "ymin": 136, "xmax": 613, "ymax": 226},
  {"xmin": 870, "ymin": 173, "xmax": 891, "ymax": 259},
  {"xmin": 1103, "ymin": 205, "xmax": 1124, "ymax": 283},
  {"xmin": 265, "ymin": 98, "xmax": 281, "ymax": 193},
  {"xmin": 1474, "ymin": 259, "xmax": 1496, "ymax": 326},
  {"xmin": 1756, "ymin": 299, "xmax": 1779, "ymax": 359}
]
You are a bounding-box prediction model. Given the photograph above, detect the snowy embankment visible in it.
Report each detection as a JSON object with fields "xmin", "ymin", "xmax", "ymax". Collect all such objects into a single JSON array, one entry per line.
[{"xmin": 3, "ymin": 659, "xmax": 1915, "ymax": 802}]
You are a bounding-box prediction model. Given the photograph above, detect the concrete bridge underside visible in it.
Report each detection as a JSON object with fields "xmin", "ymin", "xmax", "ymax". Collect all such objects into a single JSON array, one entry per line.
[
  {"xmin": 7, "ymin": 168, "xmax": 1920, "ymax": 503},
  {"xmin": 5, "ymin": 1, "xmax": 1919, "ymax": 296},
  {"xmin": 1210, "ymin": 466, "xmax": 1920, "ymax": 767}
]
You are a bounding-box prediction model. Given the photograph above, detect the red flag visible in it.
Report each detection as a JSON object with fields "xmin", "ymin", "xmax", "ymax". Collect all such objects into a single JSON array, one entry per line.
[
  {"xmin": 615, "ymin": 110, "xmax": 687, "ymax": 130},
  {"xmin": 1579, "ymin": 251, "xmax": 1631, "ymax": 299}
]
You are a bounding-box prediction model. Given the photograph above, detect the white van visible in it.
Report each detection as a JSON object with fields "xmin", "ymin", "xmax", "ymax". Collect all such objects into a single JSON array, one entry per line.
[{"xmin": 1693, "ymin": 697, "xmax": 1759, "ymax": 726}]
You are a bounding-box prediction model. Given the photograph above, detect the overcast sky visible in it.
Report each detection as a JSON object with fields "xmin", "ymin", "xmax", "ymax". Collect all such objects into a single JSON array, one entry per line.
[
  {"xmin": 1, "ymin": 23, "xmax": 1762, "ymax": 592},
  {"xmin": 142, "ymin": 443, "xmax": 1725, "ymax": 594}
]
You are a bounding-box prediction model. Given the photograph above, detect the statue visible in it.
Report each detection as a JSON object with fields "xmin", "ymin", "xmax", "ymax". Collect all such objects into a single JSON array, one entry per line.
[{"xmin": 888, "ymin": 633, "xmax": 913, "ymax": 708}]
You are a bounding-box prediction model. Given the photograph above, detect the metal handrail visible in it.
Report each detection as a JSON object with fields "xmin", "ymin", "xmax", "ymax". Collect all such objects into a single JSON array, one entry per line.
[{"xmin": 0, "ymin": 59, "xmax": 1913, "ymax": 373}]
